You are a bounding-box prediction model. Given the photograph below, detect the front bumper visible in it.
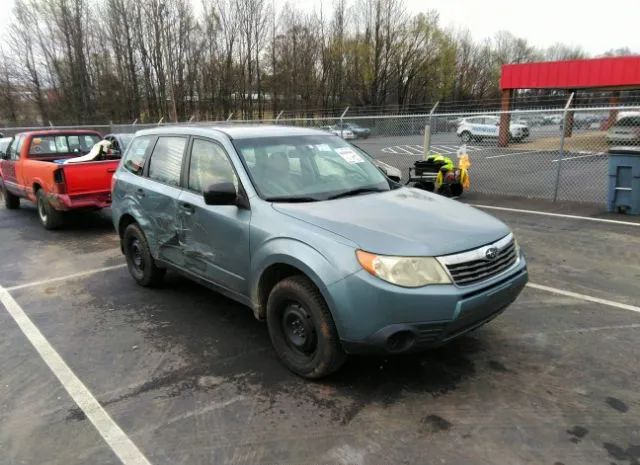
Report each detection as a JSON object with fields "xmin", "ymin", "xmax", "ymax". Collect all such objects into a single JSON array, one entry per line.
[{"xmin": 327, "ymin": 255, "xmax": 528, "ymax": 354}]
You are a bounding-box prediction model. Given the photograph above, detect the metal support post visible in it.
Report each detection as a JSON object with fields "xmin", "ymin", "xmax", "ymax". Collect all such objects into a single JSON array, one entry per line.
[
  {"xmin": 424, "ymin": 101, "xmax": 439, "ymax": 159},
  {"xmin": 339, "ymin": 107, "xmax": 350, "ymax": 138},
  {"xmin": 553, "ymin": 92, "xmax": 575, "ymax": 202}
]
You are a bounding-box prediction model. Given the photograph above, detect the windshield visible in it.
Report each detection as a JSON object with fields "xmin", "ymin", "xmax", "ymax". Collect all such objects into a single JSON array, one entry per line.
[
  {"xmin": 233, "ymin": 135, "xmax": 392, "ymax": 201},
  {"xmin": 615, "ymin": 117, "xmax": 640, "ymax": 127},
  {"xmin": 28, "ymin": 134, "xmax": 101, "ymax": 157}
]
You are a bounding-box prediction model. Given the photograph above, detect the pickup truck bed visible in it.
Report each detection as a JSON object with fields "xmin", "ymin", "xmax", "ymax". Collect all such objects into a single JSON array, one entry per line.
[{"xmin": 0, "ymin": 130, "xmax": 120, "ymax": 229}]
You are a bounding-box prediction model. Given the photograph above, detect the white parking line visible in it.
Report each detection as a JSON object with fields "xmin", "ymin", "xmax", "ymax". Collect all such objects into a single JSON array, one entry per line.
[
  {"xmin": 472, "ymin": 204, "xmax": 640, "ymax": 227},
  {"xmin": 0, "ymin": 286, "xmax": 152, "ymax": 465},
  {"xmin": 551, "ymin": 152, "xmax": 605, "ymax": 162},
  {"xmin": 6, "ymin": 264, "xmax": 127, "ymax": 291},
  {"xmin": 394, "ymin": 145, "xmax": 418, "ymax": 154},
  {"xmin": 527, "ymin": 283, "xmax": 640, "ymax": 313},
  {"xmin": 484, "ymin": 150, "xmax": 543, "ymax": 159}
]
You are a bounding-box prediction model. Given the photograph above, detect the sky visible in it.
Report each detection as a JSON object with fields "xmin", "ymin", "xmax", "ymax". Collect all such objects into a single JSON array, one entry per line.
[
  {"xmin": 407, "ymin": 0, "xmax": 640, "ymax": 55},
  {"xmin": 0, "ymin": 0, "xmax": 637, "ymax": 55}
]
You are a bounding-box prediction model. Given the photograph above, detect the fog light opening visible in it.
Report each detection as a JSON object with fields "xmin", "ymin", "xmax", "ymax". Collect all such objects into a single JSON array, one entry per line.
[{"xmin": 386, "ymin": 331, "xmax": 415, "ymax": 353}]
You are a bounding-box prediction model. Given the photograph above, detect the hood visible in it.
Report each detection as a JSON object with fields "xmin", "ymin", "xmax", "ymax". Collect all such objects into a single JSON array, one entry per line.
[{"xmin": 272, "ymin": 188, "xmax": 511, "ymax": 256}]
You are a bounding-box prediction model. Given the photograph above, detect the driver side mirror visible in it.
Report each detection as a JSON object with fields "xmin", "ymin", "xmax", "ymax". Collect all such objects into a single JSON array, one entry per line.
[
  {"xmin": 0, "ymin": 151, "xmax": 8, "ymax": 160},
  {"xmin": 203, "ymin": 182, "xmax": 250, "ymax": 209}
]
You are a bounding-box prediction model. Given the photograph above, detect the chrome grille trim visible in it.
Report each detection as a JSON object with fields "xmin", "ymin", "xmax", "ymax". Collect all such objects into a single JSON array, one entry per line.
[{"xmin": 437, "ymin": 233, "xmax": 519, "ymax": 286}]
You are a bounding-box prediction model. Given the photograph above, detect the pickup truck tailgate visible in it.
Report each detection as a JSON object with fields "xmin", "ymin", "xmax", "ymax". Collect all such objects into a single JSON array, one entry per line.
[{"xmin": 62, "ymin": 160, "xmax": 120, "ymax": 194}]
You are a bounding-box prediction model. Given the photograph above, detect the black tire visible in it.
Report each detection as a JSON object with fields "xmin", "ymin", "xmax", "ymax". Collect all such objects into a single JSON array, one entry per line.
[
  {"xmin": 123, "ymin": 223, "xmax": 166, "ymax": 287},
  {"xmin": 460, "ymin": 131, "xmax": 472, "ymax": 143},
  {"xmin": 450, "ymin": 183, "xmax": 463, "ymax": 197},
  {"xmin": 36, "ymin": 189, "xmax": 63, "ymax": 229},
  {"xmin": 266, "ymin": 275, "xmax": 346, "ymax": 378},
  {"xmin": 1, "ymin": 179, "xmax": 20, "ymax": 209}
]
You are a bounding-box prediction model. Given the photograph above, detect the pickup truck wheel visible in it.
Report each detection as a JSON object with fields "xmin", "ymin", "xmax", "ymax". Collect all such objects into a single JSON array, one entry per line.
[
  {"xmin": 1, "ymin": 181, "xmax": 20, "ymax": 209},
  {"xmin": 123, "ymin": 223, "xmax": 165, "ymax": 287},
  {"xmin": 36, "ymin": 190, "xmax": 63, "ymax": 229},
  {"xmin": 266, "ymin": 275, "xmax": 346, "ymax": 379}
]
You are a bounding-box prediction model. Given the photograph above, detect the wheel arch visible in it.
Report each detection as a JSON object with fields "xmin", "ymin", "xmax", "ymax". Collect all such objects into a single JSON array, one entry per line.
[{"xmin": 251, "ymin": 241, "xmax": 346, "ymax": 323}]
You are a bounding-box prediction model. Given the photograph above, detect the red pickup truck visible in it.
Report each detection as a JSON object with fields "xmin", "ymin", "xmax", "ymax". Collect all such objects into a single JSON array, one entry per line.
[{"xmin": 0, "ymin": 130, "xmax": 120, "ymax": 229}]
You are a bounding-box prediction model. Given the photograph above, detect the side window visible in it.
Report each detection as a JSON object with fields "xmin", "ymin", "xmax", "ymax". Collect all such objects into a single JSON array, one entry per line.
[
  {"xmin": 148, "ymin": 137, "xmax": 187, "ymax": 187},
  {"xmin": 188, "ymin": 139, "xmax": 237, "ymax": 193},
  {"xmin": 122, "ymin": 136, "xmax": 154, "ymax": 176},
  {"xmin": 9, "ymin": 136, "xmax": 24, "ymax": 160}
]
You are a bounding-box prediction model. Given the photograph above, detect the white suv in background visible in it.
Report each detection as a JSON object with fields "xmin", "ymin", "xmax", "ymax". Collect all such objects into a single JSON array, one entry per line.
[{"xmin": 457, "ymin": 115, "xmax": 529, "ymax": 143}]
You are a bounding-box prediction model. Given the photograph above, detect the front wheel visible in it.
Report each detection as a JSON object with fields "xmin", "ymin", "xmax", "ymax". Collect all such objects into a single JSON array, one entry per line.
[
  {"xmin": 123, "ymin": 223, "xmax": 166, "ymax": 287},
  {"xmin": 37, "ymin": 190, "xmax": 63, "ymax": 229},
  {"xmin": 266, "ymin": 275, "xmax": 346, "ymax": 378},
  {"xmin": 460, "ymin": 131, "xmax": 472, "ymax": 143},
  {"xmin": 1, "ymin": 179, "xmax": 20, "ymax": 209}
]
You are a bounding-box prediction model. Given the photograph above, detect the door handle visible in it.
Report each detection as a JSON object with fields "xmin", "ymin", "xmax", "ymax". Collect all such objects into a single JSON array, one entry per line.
[
  {"xmin": 107, "ymin": 168, "xmax": 116, "ymax": 173},
  {"xmin": 181, "ymin": 203, "xmax": 195, "ymax": 214},
  {"xmin": 134, "ymin": 188, "xmax": 145, "ymax": 198}
]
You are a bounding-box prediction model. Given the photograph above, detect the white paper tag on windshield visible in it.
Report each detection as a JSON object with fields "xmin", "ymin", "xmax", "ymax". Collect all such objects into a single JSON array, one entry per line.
[
  {"xmin": 316, "ymin": 143, "xmax": 331, "ymax": 152},
  {"xmin": 335, "ymin": 147, "xmax": 365, "ymax": 164}
]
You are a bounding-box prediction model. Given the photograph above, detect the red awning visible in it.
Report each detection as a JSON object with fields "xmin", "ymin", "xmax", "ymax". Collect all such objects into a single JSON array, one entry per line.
[{"xmin": 500, "ymin": 56, "xmax": 640, "ymax": 90}]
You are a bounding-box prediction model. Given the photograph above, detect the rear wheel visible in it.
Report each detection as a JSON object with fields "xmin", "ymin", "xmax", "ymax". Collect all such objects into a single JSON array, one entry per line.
[
  {"xmin": 460, "ymin": 131, "xmax": 472, "ymax": 143},
  {"xmin": 36, "ymin": 190, "xmax": 63, "ymax": 229},
  {"xmin": 1, "ymin": 179, "xmax": 20, "ymax": 209},
  {"xmin": 266, "ymin": 275, "xmax": 346, "ymax": 378},
  {"xmin": 123, "ymin": 223, "xmax": 165, "ymax": 287}
]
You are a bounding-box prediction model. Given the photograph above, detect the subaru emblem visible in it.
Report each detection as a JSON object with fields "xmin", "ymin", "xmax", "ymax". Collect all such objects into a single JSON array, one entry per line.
[{"xmin": 485, "ymin": 247, "xmax": 498, "ymax": 260}]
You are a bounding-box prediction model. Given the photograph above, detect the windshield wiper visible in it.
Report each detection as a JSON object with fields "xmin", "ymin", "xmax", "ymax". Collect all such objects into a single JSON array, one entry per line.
[
  {"xmin": 266, "ymin": 196, "xmax": 319, "ymax": 203},
  {"xmin": 327, "ymin": 187, "xmax": 387, "ymax": 200}
]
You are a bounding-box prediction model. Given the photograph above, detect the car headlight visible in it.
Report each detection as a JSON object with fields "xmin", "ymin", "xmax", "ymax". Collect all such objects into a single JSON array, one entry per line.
[{"xmin": 356, "ymin": 250, "xmax": 451, "ymax": 287}]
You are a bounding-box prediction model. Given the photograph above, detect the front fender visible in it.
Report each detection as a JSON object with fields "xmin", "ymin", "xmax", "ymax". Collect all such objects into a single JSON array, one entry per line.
[{"xmin": 250, "ymin": 237, "xmax": 358, "ymax": 324}]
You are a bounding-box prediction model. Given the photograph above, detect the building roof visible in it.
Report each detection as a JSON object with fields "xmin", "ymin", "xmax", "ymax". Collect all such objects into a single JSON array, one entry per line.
[{"xmin": 500, "ymin": 56, "xmax": 640, "ymax": 90}]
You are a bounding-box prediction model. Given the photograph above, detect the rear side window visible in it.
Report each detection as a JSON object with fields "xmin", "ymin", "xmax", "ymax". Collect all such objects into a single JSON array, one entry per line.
[
  {"xmin": 122, "ymin": 136, "xmax": 154, "ymax": 175},
  {"xmin": 148, "ymin": 136, "xmax": 187, "ymax": 187}
]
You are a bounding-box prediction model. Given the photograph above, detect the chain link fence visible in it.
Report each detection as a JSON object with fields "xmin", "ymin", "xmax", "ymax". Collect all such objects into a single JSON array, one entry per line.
[{"xmin": 3, "ymin": 104, "xmax": 639, "ymax": 206}]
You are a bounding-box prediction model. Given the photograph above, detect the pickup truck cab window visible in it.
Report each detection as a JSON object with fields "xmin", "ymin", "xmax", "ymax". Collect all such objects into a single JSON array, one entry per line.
[
  {"xmin": 188, "ymin": 139, "xmax": 238, "ymax": 192},
  {"xmin": 148, "ymin": 136, "xmax": 187, "ymax": 187},
  {"xmin": 28, "ymin": 134, "xmax": 100, "ymax": 157}
]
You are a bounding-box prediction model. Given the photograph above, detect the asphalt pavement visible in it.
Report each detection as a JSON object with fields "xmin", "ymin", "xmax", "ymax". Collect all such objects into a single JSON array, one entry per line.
[{"xmin": 0, "ymin": 197, "xmax": 638, "ymax": 465}]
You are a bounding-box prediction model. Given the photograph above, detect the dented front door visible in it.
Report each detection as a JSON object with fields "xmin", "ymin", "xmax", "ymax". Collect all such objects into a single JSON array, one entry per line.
[{"xmin": 176, "ymin": 137, "xmax": 251, "ymax": 297}]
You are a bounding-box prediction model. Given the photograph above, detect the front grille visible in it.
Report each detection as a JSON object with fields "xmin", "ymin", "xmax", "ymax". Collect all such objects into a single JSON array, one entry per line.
[{"xmin": 442, "ymin": 236, "xmax": 518, "ymax": 286}]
